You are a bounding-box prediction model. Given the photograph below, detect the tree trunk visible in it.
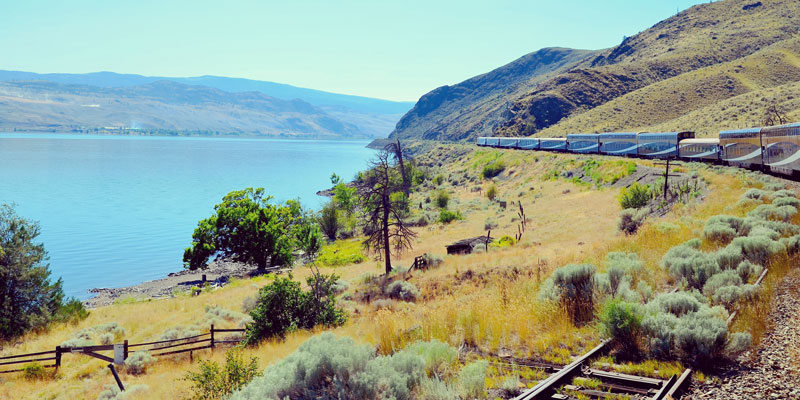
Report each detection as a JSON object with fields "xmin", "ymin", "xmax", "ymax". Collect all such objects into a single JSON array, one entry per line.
[
  {"xmin": 396, "ymin": 139, "xmax": 410, "ymax": 196},
  {"xmin": 382, "ymin": 189, "xmax": 392, "ymax": 275}
]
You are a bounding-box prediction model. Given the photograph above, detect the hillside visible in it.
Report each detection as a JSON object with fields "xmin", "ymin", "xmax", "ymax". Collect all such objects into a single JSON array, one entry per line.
[
  {"xmin": 391, "ymin": 0, "xmax": 800, "ymax": 140},
  {"xmin": 0, "ymin": 71, "xmax": 414, "ymax": 137},
  {"xmin": 0, "ymin": 80, "xmax": 371, "ymax": 138}
]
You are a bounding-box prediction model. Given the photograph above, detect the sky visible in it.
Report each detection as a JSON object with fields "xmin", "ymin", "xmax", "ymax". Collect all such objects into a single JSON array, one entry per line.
[{"xmin": 1, "ymin": 0, "xmax": 709, "ymax": 102}]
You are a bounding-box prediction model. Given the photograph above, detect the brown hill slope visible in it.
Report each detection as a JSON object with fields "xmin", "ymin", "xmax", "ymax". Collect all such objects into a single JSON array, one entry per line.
[{"xmin": 390, "ymin": 0, "xmax": 800, "ymax": 141}]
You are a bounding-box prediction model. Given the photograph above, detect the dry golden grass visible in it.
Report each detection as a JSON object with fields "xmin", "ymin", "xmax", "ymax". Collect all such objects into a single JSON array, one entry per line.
[{"xmin": 0, "ymin": 146, "xmax": 786, "ymax": 399}]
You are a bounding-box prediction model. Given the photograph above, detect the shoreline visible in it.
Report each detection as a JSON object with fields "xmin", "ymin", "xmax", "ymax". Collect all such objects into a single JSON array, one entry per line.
[{"xmin": 82, "ymin": 260, "xmax": 260, "ymax": 309}]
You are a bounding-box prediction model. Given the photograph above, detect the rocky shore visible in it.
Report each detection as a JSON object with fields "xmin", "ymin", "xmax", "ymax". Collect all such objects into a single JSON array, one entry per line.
[
  {"xmin": 684, "ymin": 268, "xmax": 800, "ymax": 399},
  {"xmin": 83, "ymin": 260, "xmax": 259, "ymax": 309}
]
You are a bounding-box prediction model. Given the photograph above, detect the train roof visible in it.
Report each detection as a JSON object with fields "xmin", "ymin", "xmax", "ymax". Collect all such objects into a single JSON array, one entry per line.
[
  {"xmin": 720, "ymin": 128, "xmax": 761, "ymax": 136},
  {"xmin": 680, "ymin": 138, "xmax": 719, "ymax": 144},
  {"xmin": 761, "ymin": 122, "xmax": 800, "ymax": 131},
  {"xmin": 539, "ymin": 137, "xmax": 567, "ymax": 141},
  {"xmin": 638, "ymin": 131, "xmax": 693, "ymax": 136},
  {"xmin": 598, "ymin": 132, "xmax": 637, "ymax": 136}
]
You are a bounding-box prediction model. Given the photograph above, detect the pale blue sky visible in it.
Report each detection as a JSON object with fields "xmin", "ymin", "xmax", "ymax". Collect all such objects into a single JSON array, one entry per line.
[{"xmin": 1, "ymin": 0, "xmax": 708, "ymax": 101}]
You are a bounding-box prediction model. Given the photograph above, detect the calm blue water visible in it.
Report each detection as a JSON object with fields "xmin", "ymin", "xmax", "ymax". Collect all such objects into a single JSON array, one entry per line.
[{"xmin": 0, "ymin": 133, "xmax": 374, "ymax": 299}]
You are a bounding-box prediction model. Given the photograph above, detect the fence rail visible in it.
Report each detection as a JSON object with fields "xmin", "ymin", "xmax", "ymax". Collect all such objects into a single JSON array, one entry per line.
[{"xmin": 0, "ymin": 325, "xmax": 246, "ymax": 374}]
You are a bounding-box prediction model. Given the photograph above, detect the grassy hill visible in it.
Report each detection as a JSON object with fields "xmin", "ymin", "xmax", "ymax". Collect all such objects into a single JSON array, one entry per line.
[{"xmin": 391, "ymin": 0, "xmax": 800, "ymax": 140}]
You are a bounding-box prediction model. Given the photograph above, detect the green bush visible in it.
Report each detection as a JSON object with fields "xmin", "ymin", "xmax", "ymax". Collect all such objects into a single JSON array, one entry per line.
[
  {"xmin": 599, "ymin": 299, "xmax": 643, "ymax": 354},
  {"xmin": 481, "ymin": 160, "xmax": 506, "ymax": 179},
  {"xmin": 230, "ymin": 333, "xmax": 427, "ymax": 400},
  {"xmin": 185, "ymin": 348, "xmax": 260, "ymax": 400},
  {"xmin": 619, "ymin": 183, "xmax": 651, "ymax": 209},
  {"xmin": 245, "ymin": 274, "xmax": 346, "ymax": 344},
  {"xmin": 736, "ymin": 260, "xmax": 763, "ymax": 282},
  {"xmin": 727, "ymin": 235, "xmax": 783, "ymax": 265},
  {"xmin": 490, "ymin": 235, "xmax": 517, "ymax": 248},
  {"xmin": 743, "ymin": 188, "xmax": 770, "ymax": 200},
  {"xmin": 457, "ymin": 360, "xmax": 488, "ymax": 399},
  {"xmin": 418, "ymin": 377, "xmax": 460, "ymax": 400},
  {"xmin": 662, "ymin": 239, "xmax": 720, "ymax": 290},
  {"xmin": 773, "ymin": 196, "xmax": 800, "ymax": 209},
  {"xmin": 385, "ymin": 281, "xmax": 420, "ymax": 302},
  {"xmin": 125, "ymin": 350, "xmax": 157, "ymax": 375},
  {"xmin": 433, "ymin": 174, "xmax": 445, "ymax": 186},
  {"xmin": 702, "ymin": 271, "xmax": 742, "ymax": 297},
  {"xmin": 435, "ymin": 190, "xmax": 450, "ymax": 209},
  {"xmin": 715, "ymin": 245, "xmax": 744, "ymax": 271},
  {"xmin": 486, "ymin": 185, "xmax": 498, "ymax": 201},
  {"xmin": 96, "ymin": 384, "xmax": 149, "ymax": 400},
  {"xmin": 319, "ymin": 201, "xmax": 341, "ymax": 241},
  {"xmin": 618, "ymin": 208, "xmax": 648, "ymax": 235},
  {"xmin": 404, "ymin": 340, "xmax": 457, "ymax": 376},
  {"xmin": 703, "ymin": 215, "xmax": 747, "ymax": 243},
  {"xmin": 747, "ymin": 204, "xmax": 797, "ymax": 222},
  {"xmin": 22, "ymin": 362, "xmax": 48, "ymax": 381},
  {"xmin": 317, "ymin": 240, "xmax": 367, "ymax": 267},
  {"xmin": 648, "ymin": 292, "xmax": 704, "ymax": 317},
  {"xmin": 540, "ymin": 264, "xmax": 596, "ymax": 325},
  {"xmin": 437, "ymin": 210, "xmax": 463, "ymax": 224},
  {"xmin": 422, "ymin": 253, "xmax": 445, "ymax": 268},
  {"xmin": 484, "ymin": 218, "xmax": 498, "ymax": 230}
]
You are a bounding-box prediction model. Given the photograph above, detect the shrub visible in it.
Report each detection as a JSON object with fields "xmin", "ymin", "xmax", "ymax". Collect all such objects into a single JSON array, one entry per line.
[
  {"xmin": 745, "ymin": 217, "xmax": 799, "ymax": 236},
  {"xmin": 736, "ymin": 260, "xmax": 763, "ymax": 282},
  {"xmin": 437, "ymin": 210, "xmax": 463, "ymax": 224},
  {"xmin": 96, "ymin": 384, "xmax": 149, "ymax": 400},
  {"xmin": 728, "ymin": 236, "xmax": 783, "ymax": 265},
  {"xmin": 385, "ymin": 281, "xmax": 420, "ymax": 302},
  {"xmin": 636, "ymin": 281, "xmax": 654, "ymax": 302},
  {"xmin": 499, "ymin": 375, "xmax": 522, "ymax": 397},
  {"xmin": 648, "ymin": 291, "xmax": 704, "ymax": 317},
  {"xmin": 715, "ymin": 245, "xmax": 743, "ymax": 271},
  {"xmin": 486, "ymin": 185, "xmax": 498, "ymax": 201},
  {"xmin": 404, "ymin": 340, "xmax": 457, "ymax": 376},
  {"xmin": 423, "ymin": 253, "xmax": 444, "ymax": 268},
  {"xmin": 185, "ymin": 348, "xmax": 260, "ymax": 400},
  {"xmin": 435, "ymin": 190, "xmax": 450, "ymax": 209},
  {"xmin": 641, "ymin": 313, "xmax": 680, "ymax": 359},
  {"xmin": 457, "ymin": 360, "xmax": 488, "ymax": 399},
  {"xmin": 743, "ymin": 188, "xmax": 769, "ymax": 200},
  {"xmin": 771, "ymin": 189, "xmax": 796, "ymax": 199},
  {"xmin": 22, "ymin": 362, "xmax": 49, "ymax": 381},
  {"xmin": 245, "ymin": 274, "xmax": 346, "ymax": 344},
  {"xmin": 672, "ymin": 308, "xmax": 730, "ymax": 364},
  {"xmin": 433, "ymin": 174, "xmax": 445, "ymax": 186},
  {"xmin": 662, "ymin": 239, "xmax": 720, "ymax": 289},
  {"xmin": 205, "ymin": 305, "xmax": 251, "ymax": 327},
  {"xmin": 599, "ymin": 299, "xmax": 643, "ymax": 354},
  {"xmin": 703, "ymin": 215, "xmax": 747, "ymax": 243},
  {"xmin": 702, "ymin": 271, "xmax": 743, "ymax": 297},
  {"xmin": 773, "ymin": 196, "xmax": 800, "ymax": 208},
  {"xmin": 781, "ymin": 234, "xmax": 800, "ymax": 255},
  {"xmin": 619, "ymin": 183, "xmax": 651, "ymax": 209},
  {"xmin": 618, "ymin": 207, "xmax": 649, "ymax": 235},
  {"xmin": 317, "ymin": 240, "xmax": 367, "ymax": 266},
  {"xmin": 491, "ymin": 235, "xmax": 517, "ymax": 248},
  {"xmin": 242, "ymin": 295, "xmax": 258, "ymax": 314},
  {"xmin": 540, "ymin": 264, "xmax": 596, "ymax": 324},
  {"xmin": 482, "ymin": 160, "xmax": 506, "ymax": 179},
  {"xmin": 605, "ymin": 252, "xmax": 644, "ymax": 277},
  {"xmin": 484, "ymin": 218, "xmax": 498, "ymax": 230},
  {"xmin": 418, "ymin": 377, "xmax": 459, "ymax": 400},
  {"xmin": 319, "ymin": 201, "xmax": 341, "ymax": 241},
  {"xmin": 711, "ymin": 286, "xmax": 744, "ymax": 310},
  {"xmin": 747, "ymin": 204, "xmax": 797, "ymax": 222},
  {"xmin": 230, "ymin": 333, "xmax": 428, "ymax": 400},
  {"xmin": 125, "ymin": 350, "xmax": 157, "ymax": 375},
  {"xmin": 748, "ymin": 226, "xmax": 781, "ymax": 240}
]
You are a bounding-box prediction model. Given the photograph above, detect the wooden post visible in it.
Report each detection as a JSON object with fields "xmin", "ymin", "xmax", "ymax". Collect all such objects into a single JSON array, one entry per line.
[
  {"xmin": 123, "ymin": 340, "xmax": 128, "ymax": 361},
  {"xmin": 108, "ymin": 364, "xmax": 125, "ymax": 391},
  {"xmin": 201, "ymin": 274, "xmax": 207, "ymax": 285},
  {"xmin": 210, "ymin": 324, "xmax": 215, "ymax": 349},
  {"xmin": 486, "ymin": 230, "xmax": 491, "ymax": 252},
  {"xmin": 55, "ymin": 346, "xmax": 62, "ymax": 369},
  {"xmin": 664, "ymin": 158, "xmax": 670, "ymax": 201}
]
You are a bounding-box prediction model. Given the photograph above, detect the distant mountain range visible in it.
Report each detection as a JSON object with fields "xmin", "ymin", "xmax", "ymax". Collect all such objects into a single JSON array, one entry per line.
[
  {"xmin": 0, "ymin": 70, "xmax": 414, "ymax": 138},
  {"xmin": 390, "ymin": 0, "xmax": 800, "ymax": 141}
]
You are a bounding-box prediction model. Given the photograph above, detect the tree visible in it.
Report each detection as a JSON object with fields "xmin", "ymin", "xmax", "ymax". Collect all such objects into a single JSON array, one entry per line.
[
  {"xmin": 385, "ymin": 139, "xmax": 410, "ymax": 196},
  {"xmin": 763, "ymin": 103, "xmax": 787, "ymax": 126},
  {"xmin": 318, "ymin": 201, "xmax": 341, "ymax": 241},
  {"xmin": 183, "ymin": 188, "xmax": 308, "ymax": 271},
  {"xmin": 357, "ymin": 151, "xmax": 416, "ymax": 274},
  {"xmin": 0, "ymin": 204, "xmax": 86, "ymax": 340}
]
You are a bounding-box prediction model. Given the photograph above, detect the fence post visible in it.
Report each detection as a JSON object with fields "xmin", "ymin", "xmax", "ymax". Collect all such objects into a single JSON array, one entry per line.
[
  {"xmin": 108, "ymin": 364, "xmax": 125, "ymax": 391},
  {"xmin": 123, "ymin": 340, "xmax": 128, "ymax": 361},
  {"xmin": 55, "ymin": 346, "xmax": 62, "ymax": 369},
  {"xmin": 210, "ymin": 324, "xmax": 215, "ymax": 349}
]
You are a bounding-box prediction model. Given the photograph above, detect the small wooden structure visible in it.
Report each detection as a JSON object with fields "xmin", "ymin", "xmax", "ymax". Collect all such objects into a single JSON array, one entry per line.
[{"xmin": 446, "ymin": 235, "xmax": 494, "ymax": 255}]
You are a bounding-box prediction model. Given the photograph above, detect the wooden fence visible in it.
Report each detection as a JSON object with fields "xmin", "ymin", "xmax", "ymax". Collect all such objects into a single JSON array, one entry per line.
[{"xmin": 0, "ymin": 324, "xmax": 245, "ymax": 374}]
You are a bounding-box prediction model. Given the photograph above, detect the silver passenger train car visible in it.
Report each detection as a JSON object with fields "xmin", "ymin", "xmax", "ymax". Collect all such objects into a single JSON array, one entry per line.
[{"xmin": 476, "ymin": 123, "xmax": 800, "ymax": 177}]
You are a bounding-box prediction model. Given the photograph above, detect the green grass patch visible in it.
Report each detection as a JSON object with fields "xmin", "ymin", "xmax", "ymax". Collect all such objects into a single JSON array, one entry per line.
[{"xmin": 317, "ymin": 239, "xmax": 367, "ymax": 267}]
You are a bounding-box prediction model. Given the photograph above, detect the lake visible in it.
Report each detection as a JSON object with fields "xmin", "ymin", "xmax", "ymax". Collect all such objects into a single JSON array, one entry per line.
[{"xmin": 0, "ymin": 133, "xmax": 375, "ymax": 299}]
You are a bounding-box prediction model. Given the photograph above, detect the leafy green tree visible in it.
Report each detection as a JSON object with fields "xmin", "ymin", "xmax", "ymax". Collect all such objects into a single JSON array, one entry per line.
[
  {"xmin": 183, "ymin": 188, "xmax": 308, "ymax": 271},
  {"xmin": 319, "ymin": 201, "xmax": 341, "ymax": 241},
  {"xmin": 357, "ymin": 150, "xmax": 416, "ymax": 274},
  {"xmin": 0, "ymin": 204, "xmax": 87, "ymax": 340}
]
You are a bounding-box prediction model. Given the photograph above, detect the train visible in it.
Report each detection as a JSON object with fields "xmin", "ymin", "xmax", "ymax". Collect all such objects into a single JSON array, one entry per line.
[{"xmin": 476, "ymin": 122, "xmax": 800, "ymax": 177}]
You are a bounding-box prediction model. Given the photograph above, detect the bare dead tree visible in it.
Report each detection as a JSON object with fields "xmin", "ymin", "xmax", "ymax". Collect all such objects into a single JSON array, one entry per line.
[
  {"xmin": 385, "ymin": 138, "xmax": 410, "ymax": 196},
  {"xmin": 763, "ymin": 103, "xmax": 787, "ymax": 126},
  {"xmin": 358, "ymin": 150, "xmax": 416, "ymax": 274}
]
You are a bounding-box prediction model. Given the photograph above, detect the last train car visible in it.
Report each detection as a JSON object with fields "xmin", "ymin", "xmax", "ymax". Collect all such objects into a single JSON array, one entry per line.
[
  {"xmin": 539, "ymin": 137, "xmax": 568, "ymax": 152},
  {"xmin": 497, "ymin": 137, "xmax": 518, "ymax": 149},
  {"xmin": 517, "ymin": 137, "xmax": 540, "ymax": 150},
  {"xmin": 720, "ymin": 128, "xmax": 762, "ymax": 169},
  {"xmin": 599, "ymin": 132, "xmax": 638, "ymax": 156},
  {"xmin": 678, "ymin": 138, "xmax": 721, "ymax": 162},
  {"xmin": 761, "ymin": 123, "xmax": 800, "ymax": 176},
  {"xmin": 567, "ymin": 134, "xmax": 600, "ymax": 154},
  {"xmin": 477, "ymin": 137, "xmax": 488, "ymax": 147},
  {"xmin": 638, "ymin": 131, "xmax": 695, "ymax": 158}
]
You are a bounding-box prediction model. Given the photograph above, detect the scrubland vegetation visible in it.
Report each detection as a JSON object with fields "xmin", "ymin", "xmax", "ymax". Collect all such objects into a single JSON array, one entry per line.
[{"xmin": 2, "ymin": 143, "xmax": 799, "ymax": 399}]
